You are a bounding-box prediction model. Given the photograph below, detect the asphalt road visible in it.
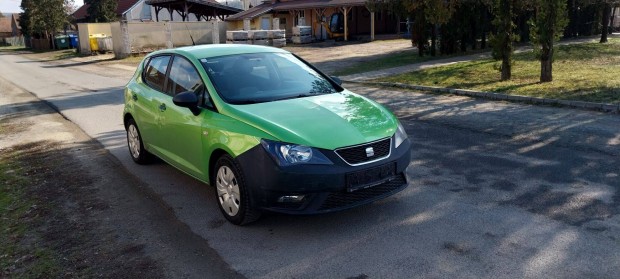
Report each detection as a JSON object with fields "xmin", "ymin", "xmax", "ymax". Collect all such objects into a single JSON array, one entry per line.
[{"xmin": 1, "ymin": 52, "xmax": 619, "ymax": 278}]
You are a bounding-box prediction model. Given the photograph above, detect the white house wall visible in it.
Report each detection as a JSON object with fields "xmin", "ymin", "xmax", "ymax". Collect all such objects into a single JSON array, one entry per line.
[{"xmin": 124, "ymin": 1, "xmax": 152, "ymax": 21}]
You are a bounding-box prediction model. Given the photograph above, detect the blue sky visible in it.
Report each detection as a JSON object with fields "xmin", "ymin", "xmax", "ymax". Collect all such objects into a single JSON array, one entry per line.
[{"xmin": 1, "ymin": 0, "xmax": 85, "ymax": 13}]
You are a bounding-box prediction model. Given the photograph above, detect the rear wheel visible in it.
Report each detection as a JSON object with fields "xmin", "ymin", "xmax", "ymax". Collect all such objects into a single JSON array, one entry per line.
[
  {"xmin": 213, "ymin": 154, "xmax": 260, "ymax": 225},
  {"xmin": 126, "ymin": 119, "xmax": 151, "ymax": 164}
]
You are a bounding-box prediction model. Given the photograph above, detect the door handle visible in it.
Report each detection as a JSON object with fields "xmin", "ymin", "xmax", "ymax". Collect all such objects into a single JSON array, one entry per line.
[
  {"xmin": 159, "ymin": 103, "xmax": 166, "ymax": 112},
  {"xmin": 132, "ymin": 93, "xmax": 138, "ymax": 101}
]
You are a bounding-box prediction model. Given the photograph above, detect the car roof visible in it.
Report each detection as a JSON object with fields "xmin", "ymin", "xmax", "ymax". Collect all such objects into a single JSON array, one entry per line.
[{"xmin": 148, "ymin": 44, "xmax": 290, "ymax": 60}]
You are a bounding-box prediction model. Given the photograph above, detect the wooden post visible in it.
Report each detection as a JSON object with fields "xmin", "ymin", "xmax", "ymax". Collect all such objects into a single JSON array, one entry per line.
[
  {"xmin": 341, "ymin": 7, "xmax": 351, "ymax": 41},
  {"xmin": 370, "ymin": 11, "xmax": 375, "ymax": 41}
]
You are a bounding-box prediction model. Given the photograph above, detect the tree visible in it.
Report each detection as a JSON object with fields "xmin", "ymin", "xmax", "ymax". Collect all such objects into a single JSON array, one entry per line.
[
  {"xmin": 601, "ymin": 1, "xmax": 612, "ymax": 42},
  {"xmin": 86, "ymin": 0, "xmax": 117, "ymax": 23},
  {"xmin": 423, "ymin": 0, "xmax": 457, "ymax": 56},
  {"xmin": 21, "ymin": 0, "xmax": 72, "ymax": 43},
  {"xmin": 489, "ymin": 0, "xmax": 520, "ymax": 81},
  {"xmin": 530, "ymin": 0, "xmax": 569, "ymax": 82}
]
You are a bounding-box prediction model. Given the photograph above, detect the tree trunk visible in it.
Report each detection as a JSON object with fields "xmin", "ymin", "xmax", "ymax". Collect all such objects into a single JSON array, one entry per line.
[
  {"xmin": 481, "ymin": 6, "xmax": 488, "ymax": 49},
  {"xmin": 611, "ymin": 6, "xmax": 617, "ymax": 33},
  {"xmin": 501, "ymin": 56, "xmax": 511, "ymax": 81},
  {"xmin": 601, "ymin": 3, "xmax": 611, "ymax": 43},
  {"xmin": 540, "ymin": 46, "xmax": 553, "ymax": 82},
  {"xmin": 431, "ymin": 24, "xmax": 437, "ymax": 56},
  {"xmin": 471, "ymin": 15, "xmax": 478, "ymax": 50},
  {"xmin": 418, "ymin": 39, "xmax": 425, "ymax": 57}
]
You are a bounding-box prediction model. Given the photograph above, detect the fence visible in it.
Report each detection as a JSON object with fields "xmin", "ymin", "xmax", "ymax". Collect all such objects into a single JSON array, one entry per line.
[
  {"xmin": 0, "ymin": 36, "xmax": 25, "ymax": 46},
  {"xmin": 78, "ymin": 21, "xmax": 226, "ymax": 58},
  {"xmin": 31, "ymin": 38, "xmax": 51, "ymax": 50}
]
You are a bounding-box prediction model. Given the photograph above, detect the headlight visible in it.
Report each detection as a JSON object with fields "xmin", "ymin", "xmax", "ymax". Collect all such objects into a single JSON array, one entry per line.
[
  {"xmin": 260, "ymin": 139, "xmax": 333, "ymax": 166},
  {"xmin": 394, "ymin": 122, "xmax": 408, "ymax": 148}
]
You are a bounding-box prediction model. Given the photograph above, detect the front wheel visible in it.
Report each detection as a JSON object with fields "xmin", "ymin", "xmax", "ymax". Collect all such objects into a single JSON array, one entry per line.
[
  {"xmin": 126, "ymin": 119, "xmax": 151, "ymax": 164},
  {"xmin": 213, "ymin": 154, "xmax": 260, "ymax": 225}
]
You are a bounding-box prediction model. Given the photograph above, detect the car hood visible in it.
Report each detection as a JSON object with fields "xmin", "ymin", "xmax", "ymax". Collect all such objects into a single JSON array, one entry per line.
[{"xmin": 226, "ymin": 91, "xmax": 398, "ymax": 150}]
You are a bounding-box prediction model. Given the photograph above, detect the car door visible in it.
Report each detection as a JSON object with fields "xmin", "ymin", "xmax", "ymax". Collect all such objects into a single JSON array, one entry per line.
[
  {"xmin": 156, "ymin": 55, "xmax": 206, "ymax": 179},
  {"xmin": 134, "ymin": 55, "xmax": 172, "ymax": 154}
]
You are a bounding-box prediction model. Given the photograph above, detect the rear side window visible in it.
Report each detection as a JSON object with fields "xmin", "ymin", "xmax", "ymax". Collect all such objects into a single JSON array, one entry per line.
[{"xmin": 143, "ymin": 55, "xmax": 171, "ymax": 92}]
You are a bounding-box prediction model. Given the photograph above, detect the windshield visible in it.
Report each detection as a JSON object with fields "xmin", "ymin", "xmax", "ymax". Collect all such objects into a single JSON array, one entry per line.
[{"xmin": 200, "ymin": 53, "xmax": 339, "ymax": 104}]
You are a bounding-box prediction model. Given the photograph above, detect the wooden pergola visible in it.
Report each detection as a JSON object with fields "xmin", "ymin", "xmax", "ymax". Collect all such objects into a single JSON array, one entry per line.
[
  {"xmin": 145, "ymin": 0, "xmax": 243, "ymax": 22},
  {"xmin": 227, "ymin": 0, "xmax": 380, "ymax": 41}
]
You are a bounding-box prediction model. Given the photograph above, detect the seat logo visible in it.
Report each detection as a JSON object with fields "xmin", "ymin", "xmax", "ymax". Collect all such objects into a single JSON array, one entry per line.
[{"xmin": 365, "ymin": 147, "xmax": 374, "ymax": 157}]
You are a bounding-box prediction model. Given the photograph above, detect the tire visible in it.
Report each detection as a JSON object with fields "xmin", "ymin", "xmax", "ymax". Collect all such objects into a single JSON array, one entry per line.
[
  {"xmin": 213, "ymin": 154, "xmax": 261, "ymax": 225},
  {"xmin": 126, "ymin": 118, "xmax": 151, "ymax": 164}
]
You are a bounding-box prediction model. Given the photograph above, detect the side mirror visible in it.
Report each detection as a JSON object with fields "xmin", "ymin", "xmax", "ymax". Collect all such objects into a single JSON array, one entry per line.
[
  {"xmin": 331, "ymin": 76, "xmax": 343, "ymax": 86},
  {"xmin": 173, "ymin": 91, "xmax": 201, "ymax": 115}
]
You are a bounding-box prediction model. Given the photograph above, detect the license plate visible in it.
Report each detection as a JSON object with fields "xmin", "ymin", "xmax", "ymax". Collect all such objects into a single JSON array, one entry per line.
[{"xmin": 346, "ymin": 163, "xmax": 396, "ymax": 192}]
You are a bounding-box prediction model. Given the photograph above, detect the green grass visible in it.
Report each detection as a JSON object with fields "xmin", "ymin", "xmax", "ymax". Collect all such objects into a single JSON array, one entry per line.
[
  {"xmin": 333, "ymin": 50, "xmax": 436, "ymax": 76},
  {"xmin": 379, "ymin": 38, "xmax": 620, "ymax": 104},
  {"xmin": 332, "ymin": 40, "xmax": 489, "ymax": 76},
  {"xmin": 0, "ymin": 46, "xmax": 28, "ymax": 52},
  {"xmin": 0, "ymin": 146, "xmax": 60, "ymax": 278},
  {"xmin": 53, "ymin": 49, "xmax": 78, "ymax": 60}
]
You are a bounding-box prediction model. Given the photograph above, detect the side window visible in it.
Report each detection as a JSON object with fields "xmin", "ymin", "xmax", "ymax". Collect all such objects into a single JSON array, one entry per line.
[
  {"xmin": 168, "ymin": 56, "xmax": 204, "ymax": 96},
  {"xmin": 144, "ymin": 55, "xmax": 171, "ymax": 92}
]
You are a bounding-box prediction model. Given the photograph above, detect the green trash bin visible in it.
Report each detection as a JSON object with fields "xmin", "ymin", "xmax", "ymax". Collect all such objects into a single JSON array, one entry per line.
[{"xmin": 54, "ymin": 35, "xmax": 70, "ymax": 49}]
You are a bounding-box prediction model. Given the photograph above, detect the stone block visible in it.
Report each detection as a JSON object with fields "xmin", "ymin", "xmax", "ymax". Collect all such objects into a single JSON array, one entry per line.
[
  {"xmin": 252, "ymin": 39, "xmax": 269, "ymax": 46},
  {"xmin": 226, "ymin": 40, "xmax": 250, "ymax": 44},
  {"xmin": 292, "ymin": 26, "xmax": 312, "ymax": 36},
  {"xmin": 269, "ymin": 30, "xmax": 286, "ymax": 39},
  {"xmin": 271, "ymin": 38, "xmax": 286, "ymax": 47},
  {"xmin": 292, "ymin": 35, "xmax": 312, "ymax": 44},
  {"xmin": 248, "ymin": 30, "xmax": 268, "ymax": 40},
  {"xmin": 226, "ymin": 31, "xmax": 248, "ymax": 41}
]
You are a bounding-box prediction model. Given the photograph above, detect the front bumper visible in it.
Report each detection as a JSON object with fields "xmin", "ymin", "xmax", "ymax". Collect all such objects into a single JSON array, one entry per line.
[{"xmin": 235, "ymin": 137, "xmax": 412, "ymax": 214}]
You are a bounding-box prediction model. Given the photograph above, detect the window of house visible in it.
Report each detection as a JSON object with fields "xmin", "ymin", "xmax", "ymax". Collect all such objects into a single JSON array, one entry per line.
[{"xmin": 294, "ymin": 11, "xmax": 305, "ymax": 26}]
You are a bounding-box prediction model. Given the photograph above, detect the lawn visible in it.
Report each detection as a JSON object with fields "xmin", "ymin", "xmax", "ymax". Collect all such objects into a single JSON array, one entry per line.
[
  {"xmin": 332, "ymin": 48, "xmax": 435, "ymax": 76},
  {"xmin": 0, "ymin": 143, "xmax": 60, "ymax": 277},
  {"xmin": 332, "ymin": 40, "xmax": 489, "ymax": 76},
  {"xmin": 379, "ymin": 38, "xmax": 620, "ymax": 104}
]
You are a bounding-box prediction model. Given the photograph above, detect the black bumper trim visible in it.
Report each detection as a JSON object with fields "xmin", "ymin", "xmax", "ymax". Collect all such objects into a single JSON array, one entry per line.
[{"xmin": 235, "ymin": 137, "xmax": 412, "ymax": 215}]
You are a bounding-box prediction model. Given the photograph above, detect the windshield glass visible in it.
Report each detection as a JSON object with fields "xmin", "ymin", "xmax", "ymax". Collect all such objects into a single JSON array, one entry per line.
[{"xmin": 200, "ymin": 53, "xmax": 339, "ymax": 104}]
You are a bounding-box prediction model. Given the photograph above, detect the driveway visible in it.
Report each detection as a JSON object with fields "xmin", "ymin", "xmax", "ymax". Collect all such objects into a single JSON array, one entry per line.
[
  {"xmin": 284, "ymin": 39, "xmax": 413, "ymax": 74},
  {"xmin": 0, "ymin": 51, "xmax": 619, "ymax": 278}
]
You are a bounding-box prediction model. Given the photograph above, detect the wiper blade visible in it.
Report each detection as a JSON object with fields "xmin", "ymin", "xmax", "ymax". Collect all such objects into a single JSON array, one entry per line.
[
  {"xmin": 232, "ymin": 99, "xmax": 262, "ymax": 104},
  {"xmin": 275, "ymin": 94, "xmax": 312, "ymax": 101}
]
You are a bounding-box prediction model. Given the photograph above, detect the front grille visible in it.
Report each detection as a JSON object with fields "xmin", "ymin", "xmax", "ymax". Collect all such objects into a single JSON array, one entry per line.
[
  {"xmin": 318, "ymin": 174, "xmax": 406, "ymax": 210},
  {"xmin": 335, "ymin": 138, "xmax": 391, "ymax": 165}
]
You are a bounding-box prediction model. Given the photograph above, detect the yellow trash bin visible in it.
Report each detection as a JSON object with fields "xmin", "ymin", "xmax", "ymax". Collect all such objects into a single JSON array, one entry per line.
[{"xmin": 88, "ymin": 33, "xmax": 105, "ymax": 52}]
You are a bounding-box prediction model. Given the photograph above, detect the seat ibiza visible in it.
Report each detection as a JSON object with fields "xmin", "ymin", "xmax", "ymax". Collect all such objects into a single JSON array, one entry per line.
[{"xmin": 123, "ymin": 44, "xmax": 411, "ymax": 225}]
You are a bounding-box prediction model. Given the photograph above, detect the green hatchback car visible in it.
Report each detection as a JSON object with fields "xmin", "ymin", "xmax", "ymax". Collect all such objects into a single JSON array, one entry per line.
[{"xmin": 123, "ymin": 44, "xmax": 411, "ymax": 225}]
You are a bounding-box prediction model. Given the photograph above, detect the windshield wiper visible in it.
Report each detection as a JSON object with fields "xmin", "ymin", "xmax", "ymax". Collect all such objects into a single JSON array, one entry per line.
[
  {"xmin": 274, "ymin": 94, "xmax": 313, "ymax": 101},
  {"xmin": 232, "ymin": 99, "xmax": 262, "ymax": 104}
]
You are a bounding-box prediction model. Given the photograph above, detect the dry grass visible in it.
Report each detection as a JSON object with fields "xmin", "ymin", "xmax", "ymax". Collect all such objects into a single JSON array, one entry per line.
[{"xmin": 379, "ymin": 38, "xmax": 620, "ymax": 104}]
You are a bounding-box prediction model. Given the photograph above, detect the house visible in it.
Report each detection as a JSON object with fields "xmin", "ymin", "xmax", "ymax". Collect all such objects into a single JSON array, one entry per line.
[
  {"xmin": 73, "ymin": 0, "xmax": 241, "ymax": 22},
  {"xmin": 0, "ymin": 13, "xmax": 21, "ymax": 38},
  {"xmin": 73, "ymin": 0, "xmax": 156, "ymax": 22},
  {"xmin": 225, "ymin": 0, "xmax": 400, "ymax": 41}
]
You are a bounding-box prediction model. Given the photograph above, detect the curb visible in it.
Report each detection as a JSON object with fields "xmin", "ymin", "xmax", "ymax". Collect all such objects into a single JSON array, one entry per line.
[{"xmin": 345, "ymin": 81, "xmax": 620, "ymax": 114}]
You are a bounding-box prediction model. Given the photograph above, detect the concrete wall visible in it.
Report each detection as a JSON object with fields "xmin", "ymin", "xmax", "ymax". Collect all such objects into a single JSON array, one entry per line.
[{"xmin": 79, "ymin": 20, "xmax": 224, "ymax": 57}]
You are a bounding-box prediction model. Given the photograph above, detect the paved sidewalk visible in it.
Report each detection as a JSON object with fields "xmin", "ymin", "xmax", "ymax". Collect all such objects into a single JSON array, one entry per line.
[{"xmin": 340, "ymin": 36, "xmax": 603, "ymax": 82}]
